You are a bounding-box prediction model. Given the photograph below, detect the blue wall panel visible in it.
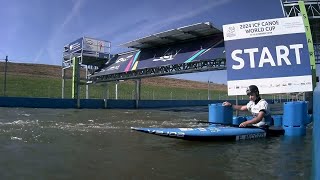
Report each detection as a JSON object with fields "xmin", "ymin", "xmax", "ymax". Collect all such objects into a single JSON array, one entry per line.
[
  {"xmin": 80, "ymin": 99, "xmax": 105, "ymax": 109},
  {"xmin": 0, "ymin": 97, "xmax": 76, "ymax": 108},
  {"xmin": 106, "ymin": 100, "xmax": 136, "ymax": 109},
  {"xmin": 0, "ymin": 97, "xmax": 281, "ymax": 109}
]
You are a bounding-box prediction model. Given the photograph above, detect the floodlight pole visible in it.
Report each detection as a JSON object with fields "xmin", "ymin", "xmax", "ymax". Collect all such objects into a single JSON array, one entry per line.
[
  {"xmin": 115, "ymin": 81, "xmax": 118, "ymax": 100},
  {"xmin": 207, "ymin": 80, "xmax": 210, "ymax": 100},
  {"xmin": 207, "ymin": 72, "xmax": 214, "ymax": 100},
  {"xmin": 3, "ymin": 55, "xmax": 8, "ymax": 96},
  {"xmin": 62, "ymin": 68, "xmax": 65, "ymax": 99},
  {"xmin": 103, "ymin": 83, "xmax": 108, "ymax": 108},
  {"xmin": 135, "ymin": 79, "xmax": 141, "ymax": 108},
  {"xmin": 86, "ymin": 66, "xmax": 89, "ymax": 99}
]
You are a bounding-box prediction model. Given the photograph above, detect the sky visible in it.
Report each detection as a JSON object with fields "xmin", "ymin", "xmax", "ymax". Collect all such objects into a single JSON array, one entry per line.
[{"xmin": 0, "ymin": 0, "xmax": 290, "ymax": 84}]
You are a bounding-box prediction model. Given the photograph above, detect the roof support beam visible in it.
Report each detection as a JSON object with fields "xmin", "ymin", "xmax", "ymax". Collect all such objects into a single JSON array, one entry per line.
[{"xmin": 89, "ymin": 58, "xmax": 226, "ymax": 83}]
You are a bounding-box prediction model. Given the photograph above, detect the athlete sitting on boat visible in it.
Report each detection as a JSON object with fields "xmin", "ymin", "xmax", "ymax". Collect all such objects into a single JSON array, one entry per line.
[{"xmin": 222, "ymin": 85, "xmax": 273, "ymax": 128}]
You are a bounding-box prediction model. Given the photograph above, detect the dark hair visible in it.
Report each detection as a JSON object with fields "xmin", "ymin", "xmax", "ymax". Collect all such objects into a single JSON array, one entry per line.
[{"xmin": 246, "ymin": 85, "xmax": 259, "ymax": 96}]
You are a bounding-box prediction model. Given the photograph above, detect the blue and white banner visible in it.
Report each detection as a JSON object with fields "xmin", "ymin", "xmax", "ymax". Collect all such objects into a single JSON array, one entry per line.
[
  {"xmin": 68, "ymin": 38, "xmax": 83, "ymax": 53},
  {"xmin": 66, "ymin": 37, "xmax": 108, "ymax": 54},
  {"xmin": 223, "ymin": 16, "xmax": 313, "ymax": 95},
  {"xmin": 83, "ymin": 37, "xmax": 107, "ymax": 53},
  {"xmin": 96, "ymin": 51, "xmax": 138, "ymax": 75}
]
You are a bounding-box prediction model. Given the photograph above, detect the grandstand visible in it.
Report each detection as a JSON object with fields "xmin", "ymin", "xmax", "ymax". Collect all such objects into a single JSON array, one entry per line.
[{"xmin": 89, "ymin": 22, "xmax": 226, "ymax": 83}]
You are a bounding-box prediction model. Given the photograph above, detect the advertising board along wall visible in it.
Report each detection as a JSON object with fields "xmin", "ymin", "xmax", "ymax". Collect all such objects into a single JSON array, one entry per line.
[{"xmin": 223, "ymin": 16, "xmax": 313, "ymax": 96}]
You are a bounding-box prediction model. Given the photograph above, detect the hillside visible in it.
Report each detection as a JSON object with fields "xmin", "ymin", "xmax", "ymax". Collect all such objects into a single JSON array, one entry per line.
[{"xmin": 0, "ymin": 62, "xmax": 227, "ymax": 91}]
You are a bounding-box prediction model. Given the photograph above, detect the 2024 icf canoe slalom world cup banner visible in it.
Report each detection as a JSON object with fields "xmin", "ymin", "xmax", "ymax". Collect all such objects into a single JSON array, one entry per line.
[{"xmin": 223, "ymin": 16, "xmax": 313, "ymax": 96}]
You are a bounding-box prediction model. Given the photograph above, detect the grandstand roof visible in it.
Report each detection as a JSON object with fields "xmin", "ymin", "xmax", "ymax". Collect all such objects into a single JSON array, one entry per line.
[{"xmin": 120, "ymin": 22, "xmax": 222, "ymax": 49}]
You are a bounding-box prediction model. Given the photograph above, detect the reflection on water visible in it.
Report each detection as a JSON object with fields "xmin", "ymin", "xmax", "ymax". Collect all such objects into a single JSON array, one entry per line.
[{"xmin": 0, "ymin": 106, "xmax": 312, "ymax": 180}]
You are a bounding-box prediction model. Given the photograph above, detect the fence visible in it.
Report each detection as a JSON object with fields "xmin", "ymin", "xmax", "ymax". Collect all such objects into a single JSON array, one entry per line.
[{"xmin": 0, "ymin": 63, "xmax": 311, "ymax": 102}]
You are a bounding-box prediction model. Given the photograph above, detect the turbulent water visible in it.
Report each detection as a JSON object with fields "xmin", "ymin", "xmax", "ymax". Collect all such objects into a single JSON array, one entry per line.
[{"xmin": 0, "ymin": 106, "xmax": 312, "ymax": 180}]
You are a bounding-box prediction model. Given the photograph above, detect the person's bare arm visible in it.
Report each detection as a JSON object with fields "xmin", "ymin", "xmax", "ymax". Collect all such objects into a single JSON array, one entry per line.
[
  {"xmin": 222, "ymin": 102, "xmax": 247, "ymax": 111},
  {"xmin": 239, "ymin": 111, "xmax": 265, "ymax": 127}
]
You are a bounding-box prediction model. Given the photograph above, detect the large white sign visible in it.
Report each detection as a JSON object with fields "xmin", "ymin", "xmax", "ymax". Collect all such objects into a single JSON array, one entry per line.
[
  {"xmin": 83, "ymin": 37, "xmax": 107, "ymax": 53},
  {"xmin": 223, "ymin": 16, "xmax": 312, "ymax": 95}
]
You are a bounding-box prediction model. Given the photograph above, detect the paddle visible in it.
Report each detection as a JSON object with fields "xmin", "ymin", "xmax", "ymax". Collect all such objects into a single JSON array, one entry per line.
[
  {"xmin": 196, "ymin": 120, "xmax": 239, "ymax": 127},
  {"xmin": 195, "ymin": 120, "xmax": 269, "ymax": 130}
]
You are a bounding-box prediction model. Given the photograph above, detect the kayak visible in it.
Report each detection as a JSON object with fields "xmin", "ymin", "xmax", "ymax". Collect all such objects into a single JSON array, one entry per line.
[{"xmin": 131, "ymin": 124, "xmax": 284, "ymax": 141}]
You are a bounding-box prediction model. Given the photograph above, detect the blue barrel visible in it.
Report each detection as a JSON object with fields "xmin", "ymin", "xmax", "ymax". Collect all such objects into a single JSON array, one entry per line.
[
  {"xmin": 283, "ymin": 126, "xmax": 306, "ymax": 136},
  {"xmin": 208, "ymin": 103, "xmax": 233, "ymax": 124},
  {"xmin": 283, "ymin": 101, "xmax": 307, "ymax": 136},
  {"xmin": 232, "ymin": 116, "xmax": 246, "ymax": 126},
  {"xmin": 273, "ymin": 115, "xmax": 283, "ymax": 127}
]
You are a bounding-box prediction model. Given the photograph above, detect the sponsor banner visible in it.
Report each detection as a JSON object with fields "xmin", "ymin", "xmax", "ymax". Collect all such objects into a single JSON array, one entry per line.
[
  {"xmin": 192, "ymin": 42, "xmax": 225, "ymax": 61},
  {"xmin": 223, "ymin": 16, "xmax": 305, "ymax": 41},
  {"xmin": 136, "ymin": 35, "xmax": 224, "ymax": 69},
  {"xmin": 223, "ymin": 16, "xmax": 312, "ymax": 95},
  {"xmin": 68, "ymin": 38, "xmax": 83, "ymax": 53},
  {"xmin": 83, "ymin": 37, "xmax": 107, "ymax": 53},
  {"xmin": 67, "ymin": 37, "xmax": 108, "ymax": 54},
  {"xmin": 228, "ymin": 75, "xmax": 312, "ymax": 96},
  {"xmin": 98, "ymin": 51, "xmax": 138, "ymax": 75}
]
